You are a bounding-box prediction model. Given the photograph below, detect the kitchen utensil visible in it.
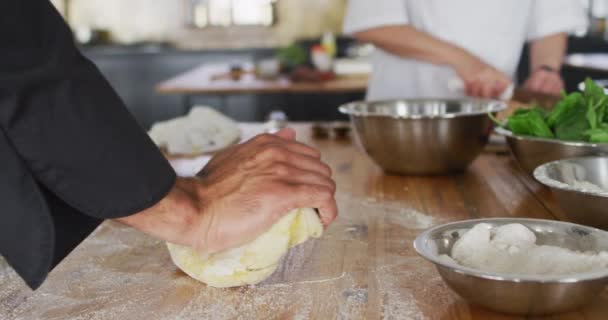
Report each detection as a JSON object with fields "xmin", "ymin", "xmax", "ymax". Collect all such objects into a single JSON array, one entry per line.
[
  {"xmin": 339, "ymin": 99, "xmax": 506, "ymax": 175},
  {"xmin": 534, "ymin": 156, "xmax": 608, "ymax": 229},
  {"xmin": 414, "ymin": 218, "xmax": 608, "ymax": 315},
  {"xmin": 495, "ymin": 127, "xmax": 608, "ymax": 174}
]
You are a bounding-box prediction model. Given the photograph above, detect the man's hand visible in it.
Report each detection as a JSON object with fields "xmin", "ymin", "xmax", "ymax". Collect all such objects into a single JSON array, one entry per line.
[
  {"xmin": 525, "ymin": 33, "xmax": 567, "ymax": 96},
  {"xmin": 523, "ymin": 68, "xmax": 564, "ymax": 95},
  {"xmin": 455, "ymin": 54, "xmax": 512, "ymax": 99},
  {"xmin": 117, "ymin": 128, "xmax": 337, "ymax": 254}
]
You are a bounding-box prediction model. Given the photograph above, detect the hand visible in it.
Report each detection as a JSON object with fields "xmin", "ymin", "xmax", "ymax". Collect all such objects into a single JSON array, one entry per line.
[
  {"xmin": 455, "ymin": 54, "xmax": 512, "ymax": 99},
  {"xmin": 523, "ymin": 68, "xmax": 564, "ymax": 95},
  {"xmin": 117, "ymin": 128, "xmax": 338, "ymax": 254}
]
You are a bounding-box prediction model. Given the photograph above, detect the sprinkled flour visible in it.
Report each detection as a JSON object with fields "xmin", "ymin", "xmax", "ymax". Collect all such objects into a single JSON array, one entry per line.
[{"xmin": 441, "ymin": 223, "xmax": 608, "ymax": 275}]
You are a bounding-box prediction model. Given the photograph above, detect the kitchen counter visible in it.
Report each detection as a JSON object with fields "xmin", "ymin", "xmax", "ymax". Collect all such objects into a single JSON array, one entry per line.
[
  {"xmin": 2, "ymin": 122, "xmax": 607, "ymax": 320},
  {"xmin": 156, "ymin": 64, "xmax": 369, "ymax": 95}
]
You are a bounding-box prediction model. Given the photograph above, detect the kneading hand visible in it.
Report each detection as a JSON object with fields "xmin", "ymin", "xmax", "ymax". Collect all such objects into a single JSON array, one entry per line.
[
  {"xmin": 117, "ymin": 128, "xmax": 338, "ymax": 254},
  {"xmin": 455, "ymin": 54, "xmax": 512, "ymax": 99}
]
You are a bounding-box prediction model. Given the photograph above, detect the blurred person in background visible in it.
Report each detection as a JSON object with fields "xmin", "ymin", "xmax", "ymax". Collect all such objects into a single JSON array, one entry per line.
[{"xmin": 344, "ymin": 0, "xmax": 588, "ymax": 100}]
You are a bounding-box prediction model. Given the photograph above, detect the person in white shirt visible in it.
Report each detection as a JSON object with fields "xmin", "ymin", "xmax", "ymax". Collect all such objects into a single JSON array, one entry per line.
[{"xmin": 344, "ymin": 0, "xmax": 588, "ymax": 100}]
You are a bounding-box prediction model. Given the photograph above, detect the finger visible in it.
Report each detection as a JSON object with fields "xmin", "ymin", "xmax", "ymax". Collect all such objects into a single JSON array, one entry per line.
[
  {"xmin": 284, "ymin": 184, "xmax": 338, "ymax": 227},
  {"xmin": 281, "ymin": 140, "xmax": 322, "ymax": 159},
  {"xmin": 274, "ymin": 128, "xmax": 296, "ymax": 140},
  {"xmin": 550, "ymin": 81, "xmax": 564, "ymax": 95},
  {"xmin": 468, "ymin": 81, "xmax": 483, "ymax": 97},
  {"xmin": 247, "ymin": 131, "xmax": 320, "ymax": 159},
  {"xmin": 539, "ymin": 80, "xmax": 556, "ymax": 95},
  {"xmin": 252, "ymin": 145, "xmax": 332, "ymax": 176},
  {"xmin": 318, "ymin": 199, "xmax": 338, "ymax": 227},
  {"xmin": 270, "ymin": 163, "xmax": 336, "ymax": 193},
  {"xmin": 481, "ymin": 83, "xmax": 495, "ymax": 98},
  {"xmin": 528, "ymin": 73, "xmax": 545, "ymax": 92},
  {"xmin": 492, "ymin": 81, "xmax": 509, "ymax": 98}
]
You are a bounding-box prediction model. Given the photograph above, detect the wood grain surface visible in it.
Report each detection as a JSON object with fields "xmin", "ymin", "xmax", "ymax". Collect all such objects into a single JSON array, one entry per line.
[
  {"xmin": 155, "ymin": 64, "xmax": 368, "ymax": 95},
  {"xmin": 2, "ymin": 123, "xmax": 608, "ymax": 320}
]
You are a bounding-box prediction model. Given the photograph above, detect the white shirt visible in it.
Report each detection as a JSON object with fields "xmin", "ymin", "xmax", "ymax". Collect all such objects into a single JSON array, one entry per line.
[{"xmin": 344, "ymin": 0, "xmax": 588, "ymax": 100}]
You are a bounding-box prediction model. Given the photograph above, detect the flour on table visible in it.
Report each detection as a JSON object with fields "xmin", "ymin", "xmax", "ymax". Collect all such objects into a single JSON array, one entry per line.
[{"xmin": 442, "ymin": 223, "xmax": 608, "ymax": 275}]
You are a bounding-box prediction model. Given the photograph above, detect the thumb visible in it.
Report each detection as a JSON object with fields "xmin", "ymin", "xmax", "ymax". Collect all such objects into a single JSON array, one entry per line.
[{"xmin": 275, "ymin": 128, "xmax": 296, "ymax": 141}]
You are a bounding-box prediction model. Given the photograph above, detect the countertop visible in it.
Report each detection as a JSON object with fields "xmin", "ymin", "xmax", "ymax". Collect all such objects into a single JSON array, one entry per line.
[{"xmin": 2, "ymin": 123, "xmax": 607, "ymax": 320}]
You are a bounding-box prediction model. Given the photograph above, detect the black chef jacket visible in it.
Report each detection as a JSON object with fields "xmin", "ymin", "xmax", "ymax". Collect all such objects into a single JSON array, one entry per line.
[{"xmin": 0, "ymin": 1, "xmax": 176, "ymax": 289}]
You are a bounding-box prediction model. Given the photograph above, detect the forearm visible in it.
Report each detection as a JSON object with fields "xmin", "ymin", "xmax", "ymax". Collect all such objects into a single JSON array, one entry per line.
[
  {"xmin": 529, "ymin": 33, "xmax": 567, "ymax": 72},
  {"xmin": 353, "ymin": 25, "xmax": 472, "ymax": 70}
]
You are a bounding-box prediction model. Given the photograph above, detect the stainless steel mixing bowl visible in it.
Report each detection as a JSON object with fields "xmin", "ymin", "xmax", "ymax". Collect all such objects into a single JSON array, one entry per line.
[
  {"xmin": 339, "ymin": 99, "xmax": 506, "ymax": 175},
  {"xmin": 495, "ymin": 127, "xmax": 608, "ymax": 174},
  {"xmin": 414, "ymin": 218, "xmax": 608, "ymax": 316},
  {"xmin": 535, "ymin": 157, "xmax": 608, "ymax": 230}
]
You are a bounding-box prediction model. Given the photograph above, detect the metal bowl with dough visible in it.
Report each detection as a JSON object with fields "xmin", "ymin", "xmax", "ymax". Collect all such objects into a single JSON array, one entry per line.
[
  {"xmin": 414, "ymin": 218, "xmax": 608, "ymax": 316},
  {"xmin": 166, "ymin": 208, "xmax": 323, "ymax": 288}
]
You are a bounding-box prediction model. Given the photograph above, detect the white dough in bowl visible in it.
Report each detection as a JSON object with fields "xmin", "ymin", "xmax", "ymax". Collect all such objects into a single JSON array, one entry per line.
[
  {"xmin": 148, "ymin": 106, "xmax": 240, "ymax": 155},
  {"xmin": 166, "ymin": 208, "xmax": 323, "ymax": 288}
]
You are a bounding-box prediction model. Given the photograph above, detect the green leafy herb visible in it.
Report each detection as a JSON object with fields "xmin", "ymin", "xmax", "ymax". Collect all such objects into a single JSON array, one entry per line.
[
  {"xmin": 507, "ymin": 107, "xmax": 554, "ymax": 138},
  {"xmin": 497, "ymin": 78, "xmax": 608, "ymax": 143}
]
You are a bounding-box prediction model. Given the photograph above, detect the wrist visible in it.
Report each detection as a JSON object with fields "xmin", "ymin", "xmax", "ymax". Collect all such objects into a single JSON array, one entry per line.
[
  {"xmin": 534, "ymin": 64, "xmax": 561, "ymax": 74},
  {"xmin": 450, "ymin": 49, "xmax": 482, "ymax": 79},
  {"xmin": 115, "ymin": 178, "xmax": 203, "ymax": 247}
]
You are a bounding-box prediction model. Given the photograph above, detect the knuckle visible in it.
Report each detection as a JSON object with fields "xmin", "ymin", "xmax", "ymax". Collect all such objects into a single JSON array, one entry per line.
[
  {"xmin": 299, "ymin": 184, "xmax": 332, "ymax": 200},
  {"xmin": 253, "ymin": 133, "xmax": 274, "ymax": 143},
  {"xmin": 263, "ymin": 145, "xmax": 288, "ymax": 161},
  {"xmin": 308, "ymin": 147, "xmax": 322, "ymax": 158},
  {"xmin": 273, "ymin": 163, "xmax": 291, "ymax": 176},
  {"xmin": 320, "ymin": 162, "xmax": 332, "ymax": 176}
]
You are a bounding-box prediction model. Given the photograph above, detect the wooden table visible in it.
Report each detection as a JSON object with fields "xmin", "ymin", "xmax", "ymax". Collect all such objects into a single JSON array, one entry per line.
[
  {"xmin": 3, "ymin": 123, "xmax": 608, "ymax": 320},
  {"xmin": 155, "ymin": 64, "xmax": 368, "ymax": 113}
]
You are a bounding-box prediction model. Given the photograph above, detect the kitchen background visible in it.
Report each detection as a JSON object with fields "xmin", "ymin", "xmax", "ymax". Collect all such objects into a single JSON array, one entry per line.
[{"xmin": 48, "ymin": 0, "xmax": 608, "ymax": 129}]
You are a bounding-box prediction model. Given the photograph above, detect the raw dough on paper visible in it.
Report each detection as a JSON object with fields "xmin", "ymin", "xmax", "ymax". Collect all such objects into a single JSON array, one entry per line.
[
  {"xmin": 148, "ymin": 106, "xmax": 240, "ymax": 156},
  {"xmin": 167, "ymin": 208, "xmax": 323, "ymax": 288}
]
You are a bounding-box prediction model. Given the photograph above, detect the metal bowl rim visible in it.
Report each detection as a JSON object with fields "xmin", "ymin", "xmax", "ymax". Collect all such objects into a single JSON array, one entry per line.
[
  {"xmin": 495, "ymin": 127, "xmax": 608, "ymax": 148},
  {"xmin": 533, "ymin": 156, "xmax": 608, "ymax": 198},
  {"xmin": 414, "ymin": 217, "xmax": 608, "ymax": 283},
  {"xmin": 338, "ymin": 98, "xmax": 507, "ymax": 119}
]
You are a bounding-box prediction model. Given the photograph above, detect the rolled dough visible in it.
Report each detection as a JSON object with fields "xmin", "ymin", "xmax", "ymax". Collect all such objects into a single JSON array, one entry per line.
[{"xmin": 166, "ymin": 208, "xmax": 323, "ymax": 288}]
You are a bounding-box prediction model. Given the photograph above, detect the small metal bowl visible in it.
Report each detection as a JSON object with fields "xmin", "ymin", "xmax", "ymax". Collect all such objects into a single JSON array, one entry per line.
[
  {"xmin": 414, "ymin": 218, "xmax": 608, "ymax": 316},
  {"xmin": 495, "ymin": 127, "xmax": 608, "ymax": 174},
  {"xmin": 339, "ymin": 99, "xmax": 506, "ymax": 175},
  {"xmin": 534, "ymin": 157, "xmax": 608, "ymax": 229}
]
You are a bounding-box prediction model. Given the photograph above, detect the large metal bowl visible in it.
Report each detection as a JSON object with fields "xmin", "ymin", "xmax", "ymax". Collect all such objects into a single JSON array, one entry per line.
[
  {"xmin": 414, "ymin": 218, "xmax": 608, "ymax": 316},
  {"xmin": 534, "ymin": 157, "xmax": 608, "ymax": 229},
  {"xmin": 339, "ymin": 99, "xmax": 506, "ymax": 175},
  {"xmin": 495, "ymin": 127, "xmax": 608, "ymax": 174}
]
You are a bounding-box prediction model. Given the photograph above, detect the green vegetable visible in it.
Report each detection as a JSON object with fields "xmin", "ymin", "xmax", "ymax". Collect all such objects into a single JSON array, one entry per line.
[
  {"xmin": 277, "ymin": 43, "xmax": 307, "ymax": 67},
  {"xmin": 507, "ymin": 107, "xmax": 554, "ymax": 138},
  {"xmin": 546, "ymin": 92, "xmax": 583, "ymax": 128},
  {"xmin": 497, "ymin": 77, "xmax": 608, "ymax": 143},
  {"xmin": 554, "ymin": 104, "xmax": 589, "ymax": 141},
  {"xmin": 585, "ymin": 128, "xmax": 608, "ymax": 143}
]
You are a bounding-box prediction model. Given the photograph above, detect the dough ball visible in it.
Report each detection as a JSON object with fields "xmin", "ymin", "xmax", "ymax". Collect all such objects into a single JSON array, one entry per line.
[
  {"xmin": 167, "ymin": 208, "xmax": 323, "ymax": 288},
  {"xmin": 149, "ymin": 106, "xmax": 240, "ymax": 155}
]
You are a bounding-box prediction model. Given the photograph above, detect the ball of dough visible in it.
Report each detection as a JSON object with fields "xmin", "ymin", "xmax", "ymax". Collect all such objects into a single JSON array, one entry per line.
[
  {"xmin": 149, "ymin": 106, "xmax": 240, "ymax": 155},
  {"xmin": 166, "ymin": 208, "xmax": 323, "ymax": 288}
]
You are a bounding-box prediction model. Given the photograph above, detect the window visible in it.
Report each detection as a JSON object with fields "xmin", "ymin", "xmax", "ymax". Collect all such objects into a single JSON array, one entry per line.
[{"xmin": 187, "ymin": 0, "xmax": 277, "ymax": 28}]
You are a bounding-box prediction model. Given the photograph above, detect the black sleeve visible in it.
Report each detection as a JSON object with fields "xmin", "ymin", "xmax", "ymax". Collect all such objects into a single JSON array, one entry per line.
[{"xmin": 0, "ymin": 0, "xmax": 176, "ymax": 289}]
